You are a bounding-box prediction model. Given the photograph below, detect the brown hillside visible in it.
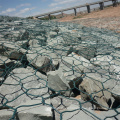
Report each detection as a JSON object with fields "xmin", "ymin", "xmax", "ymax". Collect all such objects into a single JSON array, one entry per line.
[{"xmin": 57, "ymin": 5, "xmax": 120, "ymax": 32}]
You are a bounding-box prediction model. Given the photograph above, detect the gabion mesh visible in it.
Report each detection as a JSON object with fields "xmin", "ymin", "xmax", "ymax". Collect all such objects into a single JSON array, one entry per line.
[{"xmin": 0, "ymin": 16, "xmax": 120, "ymax": 120}]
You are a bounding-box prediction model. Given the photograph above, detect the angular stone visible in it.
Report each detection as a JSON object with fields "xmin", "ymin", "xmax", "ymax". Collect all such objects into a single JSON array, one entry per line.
[
  {"xmin": 0, "ymin": 67, "xmax": 48, "ymax": 106},
  {"xmin": 79, "ymin": 73, "xmax": 113, "ymax": 110},
  {"xmin": 67, "ymin": 45, "xmax": 96, "ymax": 60},
  {"xmin": 49, "ymin": 31, "xmax": 57, "ymax": 38},
  {"xmin": 90, "ymin": 55, "xmax": 120, "ymax": 102},
  {"xmin": 31, "ymin": 47, "xmax": 59, "ymax": 66},
  {"xmin": 0, "ymin": 41, "xmax": 27, "ymax": 60},
  {"xmin": 0, "ymin": 110, "xmax": 13, "ymax": 120},
  {"xmin": 0, "ymin": 55, "xmax": 15, "ymax": 77},
  {"xmin": 47, "ymin": 70, "xmax": 71, "ymax": 96},
  {"xmin": 16, "ymin": 40, "xmax": 29, "ymax": 49},
  {"xmin": 90, "ymin": 55, "xmax": 120, "ymax": 79},
  {"xmin": 20, "ymin": 30, "xmax": 29, "ymax": 40},
  {"xmin": 0, "ymin": 104, "xmax": 53, "ymax": 120},
  {"xmin": 27, "ymin": 50, "xmax": 59, "ymax": 73},
  {"xmin": 14, "ymin": 21, "xmax": 23, "ymax": 25},
  {"xmin": 29, "ymin": 39, "xmax": 40, "ymax": 48},
  {"xmin": 17, "ymin": 100, "xmax": 52, "ymax": 120},
  {"xmin": 47, "ymin": 36, "xmax": 64, "ymax": 46},
  {"xmin": 63, "ymin": 106, "xmax": 97, "ymax": 120},
  {"xmin": 54, "ymin": 52, "xmax": 94, "ymax": 91},
  {"xmin": 62, "ymin": 52, "xmax": 93, "ymax": 72},
  {"xmin": 90, "ymin": 55, "xmax": 113, "ymax": 70}
]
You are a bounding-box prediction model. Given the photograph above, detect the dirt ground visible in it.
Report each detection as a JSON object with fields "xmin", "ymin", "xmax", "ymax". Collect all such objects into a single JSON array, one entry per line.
[{"xmin": 57, "ymin": 5, "xmax": 120, "ymax": 32}]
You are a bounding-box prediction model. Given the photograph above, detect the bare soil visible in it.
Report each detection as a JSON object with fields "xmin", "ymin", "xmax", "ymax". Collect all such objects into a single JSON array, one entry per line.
[{"xmin": 57, "ymin": 5, "xmax": 120, "ymax": 32}]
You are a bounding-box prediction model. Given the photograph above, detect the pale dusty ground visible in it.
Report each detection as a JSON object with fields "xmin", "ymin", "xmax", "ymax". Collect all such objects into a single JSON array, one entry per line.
[{"xmin": 57, "ymin": 5, "xmax": 120, "ymax": 32}]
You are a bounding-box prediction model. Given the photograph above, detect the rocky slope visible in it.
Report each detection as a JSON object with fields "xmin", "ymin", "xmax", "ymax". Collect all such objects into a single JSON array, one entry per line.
[{"xmin": 0, "ymin": 16, "xmax": 120, "ymax": 120}]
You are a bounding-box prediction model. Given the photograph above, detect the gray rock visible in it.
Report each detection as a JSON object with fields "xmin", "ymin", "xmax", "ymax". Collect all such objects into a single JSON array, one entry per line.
[
  {"xmin": 96, "ymin": 44, "xmax": 115, "ymax": 56},
  {"xmin": 17, "ymin": 100, "xmax": 52, "ymax": 120},
  {"xmin": 62, "ymin": 52, "xmax": 93, "ymax": 73},
  {"xmin": 47, "ymin": 70, "xmax": 71, "ymax": 96},
  {"xmin": 67, "ymin": 45, "xmax": 96, "ymax": 60},
  {"xmin": 27, "ymin": 50, "xmax": 59, "ymax": 73},
  {"xmin": 47, "ymin": 36, "xmax": 64, "ymax": 46},
  {"xmin": 90, "ymin": 55, "xmax": 120, "ymax": 79},
  {"xmin": 11, "ymin": 31, "xmax": 20, "ymax": 41},
  {"xmin": 79, "ymin": 73, "xmax": 112, "ymax": 110},
  {"xmin": 56, "ymin": 52, "xmax": 94, "ymax": 90},
  {"xmin": 50, "ymin": 96, "xmax": 119, "ymax": 120},
  {"xmin": 29, "ymin": 39, "xmax": 40, "ymax": 48},
  {"xmin": 49, "ymin": 45, "xmax": 70, "ymax": 58},
  {"xmin": 0, "ymin": 104, "xmax": 53, "ymax": 120},
  {"xmin": 0, "ymin": 67, "xmax": 48, "ymax": 107},
  {"xmin": 20, "ymin": 30, "xmax": 29, "ymax": 40},
  {"xmin": 111, "ymin": 84, "xmax": 120, "ymax": 102},
  {"xmin": 0, "ymin": 41, "xmax": 27, "ymax": 60},
  {"xmin": 0, "ymin": 55, "xmax": 15, "ymax": 77},
  {"xmin": 0, "ymin": 110, "xmax": 13, "ymax": 120},
  {"xmin": 49, "ymin": 31, "xmax": 57, "ymax": 38},
  {"xmin": 90, "ymin": 55, "xmax": 113, "ymax": 70},
  {"xmin": 16, "ymin": 40, "xmax": 29, "ymax": 49},
  {"xmin": 63, "ymin": 106, "xmax": 120, "ymax": 120},
  {"xmin": 90, "ymin": 55, "xmax": 120, "ymax": 102},
  {"xmin": 34, "ymin": 35, "xmax": 47, "ymax": 46},
  {"xmin": 62, "ymin": 106, "xmax": 97, "ymax": 120},
  {"xmin": 14, "ymin": 21, "xmax": 23, "ymax": 25},
  {"xmin": 30, "ymin": 47, "xmax": 59, "ymax": 66}
]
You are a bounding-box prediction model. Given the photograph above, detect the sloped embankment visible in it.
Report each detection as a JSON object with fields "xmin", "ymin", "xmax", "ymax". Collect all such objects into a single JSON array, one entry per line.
[{"xmin": 0, "ymin": 16, "xmax": 120, "ymax": 120}]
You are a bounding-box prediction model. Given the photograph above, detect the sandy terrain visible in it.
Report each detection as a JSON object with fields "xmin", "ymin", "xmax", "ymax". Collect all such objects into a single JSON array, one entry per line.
[{"xmin": 57, "ymin": 5, "xmax": 120, "ymax": 32}]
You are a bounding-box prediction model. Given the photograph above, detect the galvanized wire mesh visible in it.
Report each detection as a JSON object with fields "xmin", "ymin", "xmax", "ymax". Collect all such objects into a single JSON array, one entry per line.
[{"xmin": 0, "ymin": 16, "xmax": 120, "ymax": 120}]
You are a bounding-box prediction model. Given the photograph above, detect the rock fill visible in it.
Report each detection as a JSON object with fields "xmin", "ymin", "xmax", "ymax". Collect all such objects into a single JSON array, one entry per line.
[{"xmin": 0, "ymin": 16, "xmax": 120, "ymax": 120}]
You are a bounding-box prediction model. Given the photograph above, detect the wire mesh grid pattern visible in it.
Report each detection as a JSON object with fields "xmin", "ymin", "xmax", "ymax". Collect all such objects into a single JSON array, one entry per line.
[{"xmin": 0, "ymin": 16, "xmax": 120, "ymax": 120}]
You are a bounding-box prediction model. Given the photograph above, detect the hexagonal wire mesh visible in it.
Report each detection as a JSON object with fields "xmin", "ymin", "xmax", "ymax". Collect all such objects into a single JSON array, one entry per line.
[{"xmin": 0, "ymin": 15, "xmax": 120, "ymax": 120}]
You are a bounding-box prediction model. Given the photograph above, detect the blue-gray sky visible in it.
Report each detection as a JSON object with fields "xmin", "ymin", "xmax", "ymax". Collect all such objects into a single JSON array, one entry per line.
[{"xmin": 0, "ymin": 0, "xmax": 118, "ymax": 17}]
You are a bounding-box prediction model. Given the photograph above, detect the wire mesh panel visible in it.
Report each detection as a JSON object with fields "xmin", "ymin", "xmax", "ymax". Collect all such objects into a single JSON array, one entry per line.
[{"xmin": 0, "ymin": 16, "xmax": 120, "ymax": 120}]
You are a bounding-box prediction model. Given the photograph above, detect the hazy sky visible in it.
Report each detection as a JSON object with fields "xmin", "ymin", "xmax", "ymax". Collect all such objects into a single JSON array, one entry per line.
[{"xmin": 0, "ymin": 0, "xmax": 118, "ymax": 17}]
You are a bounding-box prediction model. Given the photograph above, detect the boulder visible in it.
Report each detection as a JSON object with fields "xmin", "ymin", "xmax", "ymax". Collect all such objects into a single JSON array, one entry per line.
[
  {"xmin": 90, "ymin": 55, "xmax": 120, "ymax": 102},
  {"xmin": 49, "ymin": 31, "xmax": 57, "ymax": 38},
  {"xmin": 63, "ymin": 105, "xmax": 119, "ymax": 120},
  {"xmin": 0, "ymin": 55, "xmax": 15, "ymax": 77},
  {"xmin": 14, "ymin": 21, "xmax": 23, "ymax": 25},
  {"xmin": 17, "ymin": 100, "xmax": 52, "ymax": 120},
  {"xmin": 11, "ymin": 31, "xmax": 21, "ymax": 41},
  {"xmin": 16, "ymin": 40, "xmax": 29, "ymax": 49},
  {"xmin": 62, "ymin": 52, "xmax": 93, "ymax": 71},
  {"xmin": 20, "ymin": 30, "xmax": 29, "ymax": 40},
  {"xmin": 63, "ymin": 105, "xmax": 96, "ymax": 120},
  {"xmin": 34, "ymin": 35, "xmax": 47, "ymax": 46},
  {"xmin": 79, "ymin": 73, "xmax": 113, "ymax": 110},
  {"xmin": 54, "ymin": 52, "xmax": 94, "ymax": 91},
  {"xmin": 26, "ymin": 50, "xmax": 59, "ymax": 73},
  {"xmin": 47, "ymin": 36, "xmax": 64, "ymax": 46},
  {"xmin": 90, "ymin": 55, "xmax": 113, "ymax": 69},
  {"xmin": 29, "ymin": 39, "xmax": 40, "ymax": 48},
  {"xmin": 96, "ymin": 45, "xmax": 115, "ymax": 56},
  {"xmin": 0, "ymin": 67, "xmax": 48, "ymax": 107},
  {"xmin": 90, "ymin": 55, "xmax": 120, "ymax": 77},
  {"xmin": 31, "ymin": 47, "xmax": 59, "ymax": 66},
  {"xmin": 46, "ymin": 52, "xmax": 93, "ymax": 96},
  {"xmin": 47, "ymin": 70, "xmax": 71, "ymax": 96},
  {"xmin": 67, "ymin": 45, "xmax": 96, "ymax": 60},
  {"xmin": 0, "ymin": 110, "xmax": 13, "ymax": 120},
  {"xmin": 0, "ymin": 103, "xmax": 53, "ymax": 120},
  {"xmin": 0, "ymin": 41, "xmax": 27, "ymax": 60}
]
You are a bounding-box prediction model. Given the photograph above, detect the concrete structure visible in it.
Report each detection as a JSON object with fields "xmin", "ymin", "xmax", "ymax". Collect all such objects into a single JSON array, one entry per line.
[{"xmin": 34, "ymin": 0, "xmax": 118, "ymax": 20}]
